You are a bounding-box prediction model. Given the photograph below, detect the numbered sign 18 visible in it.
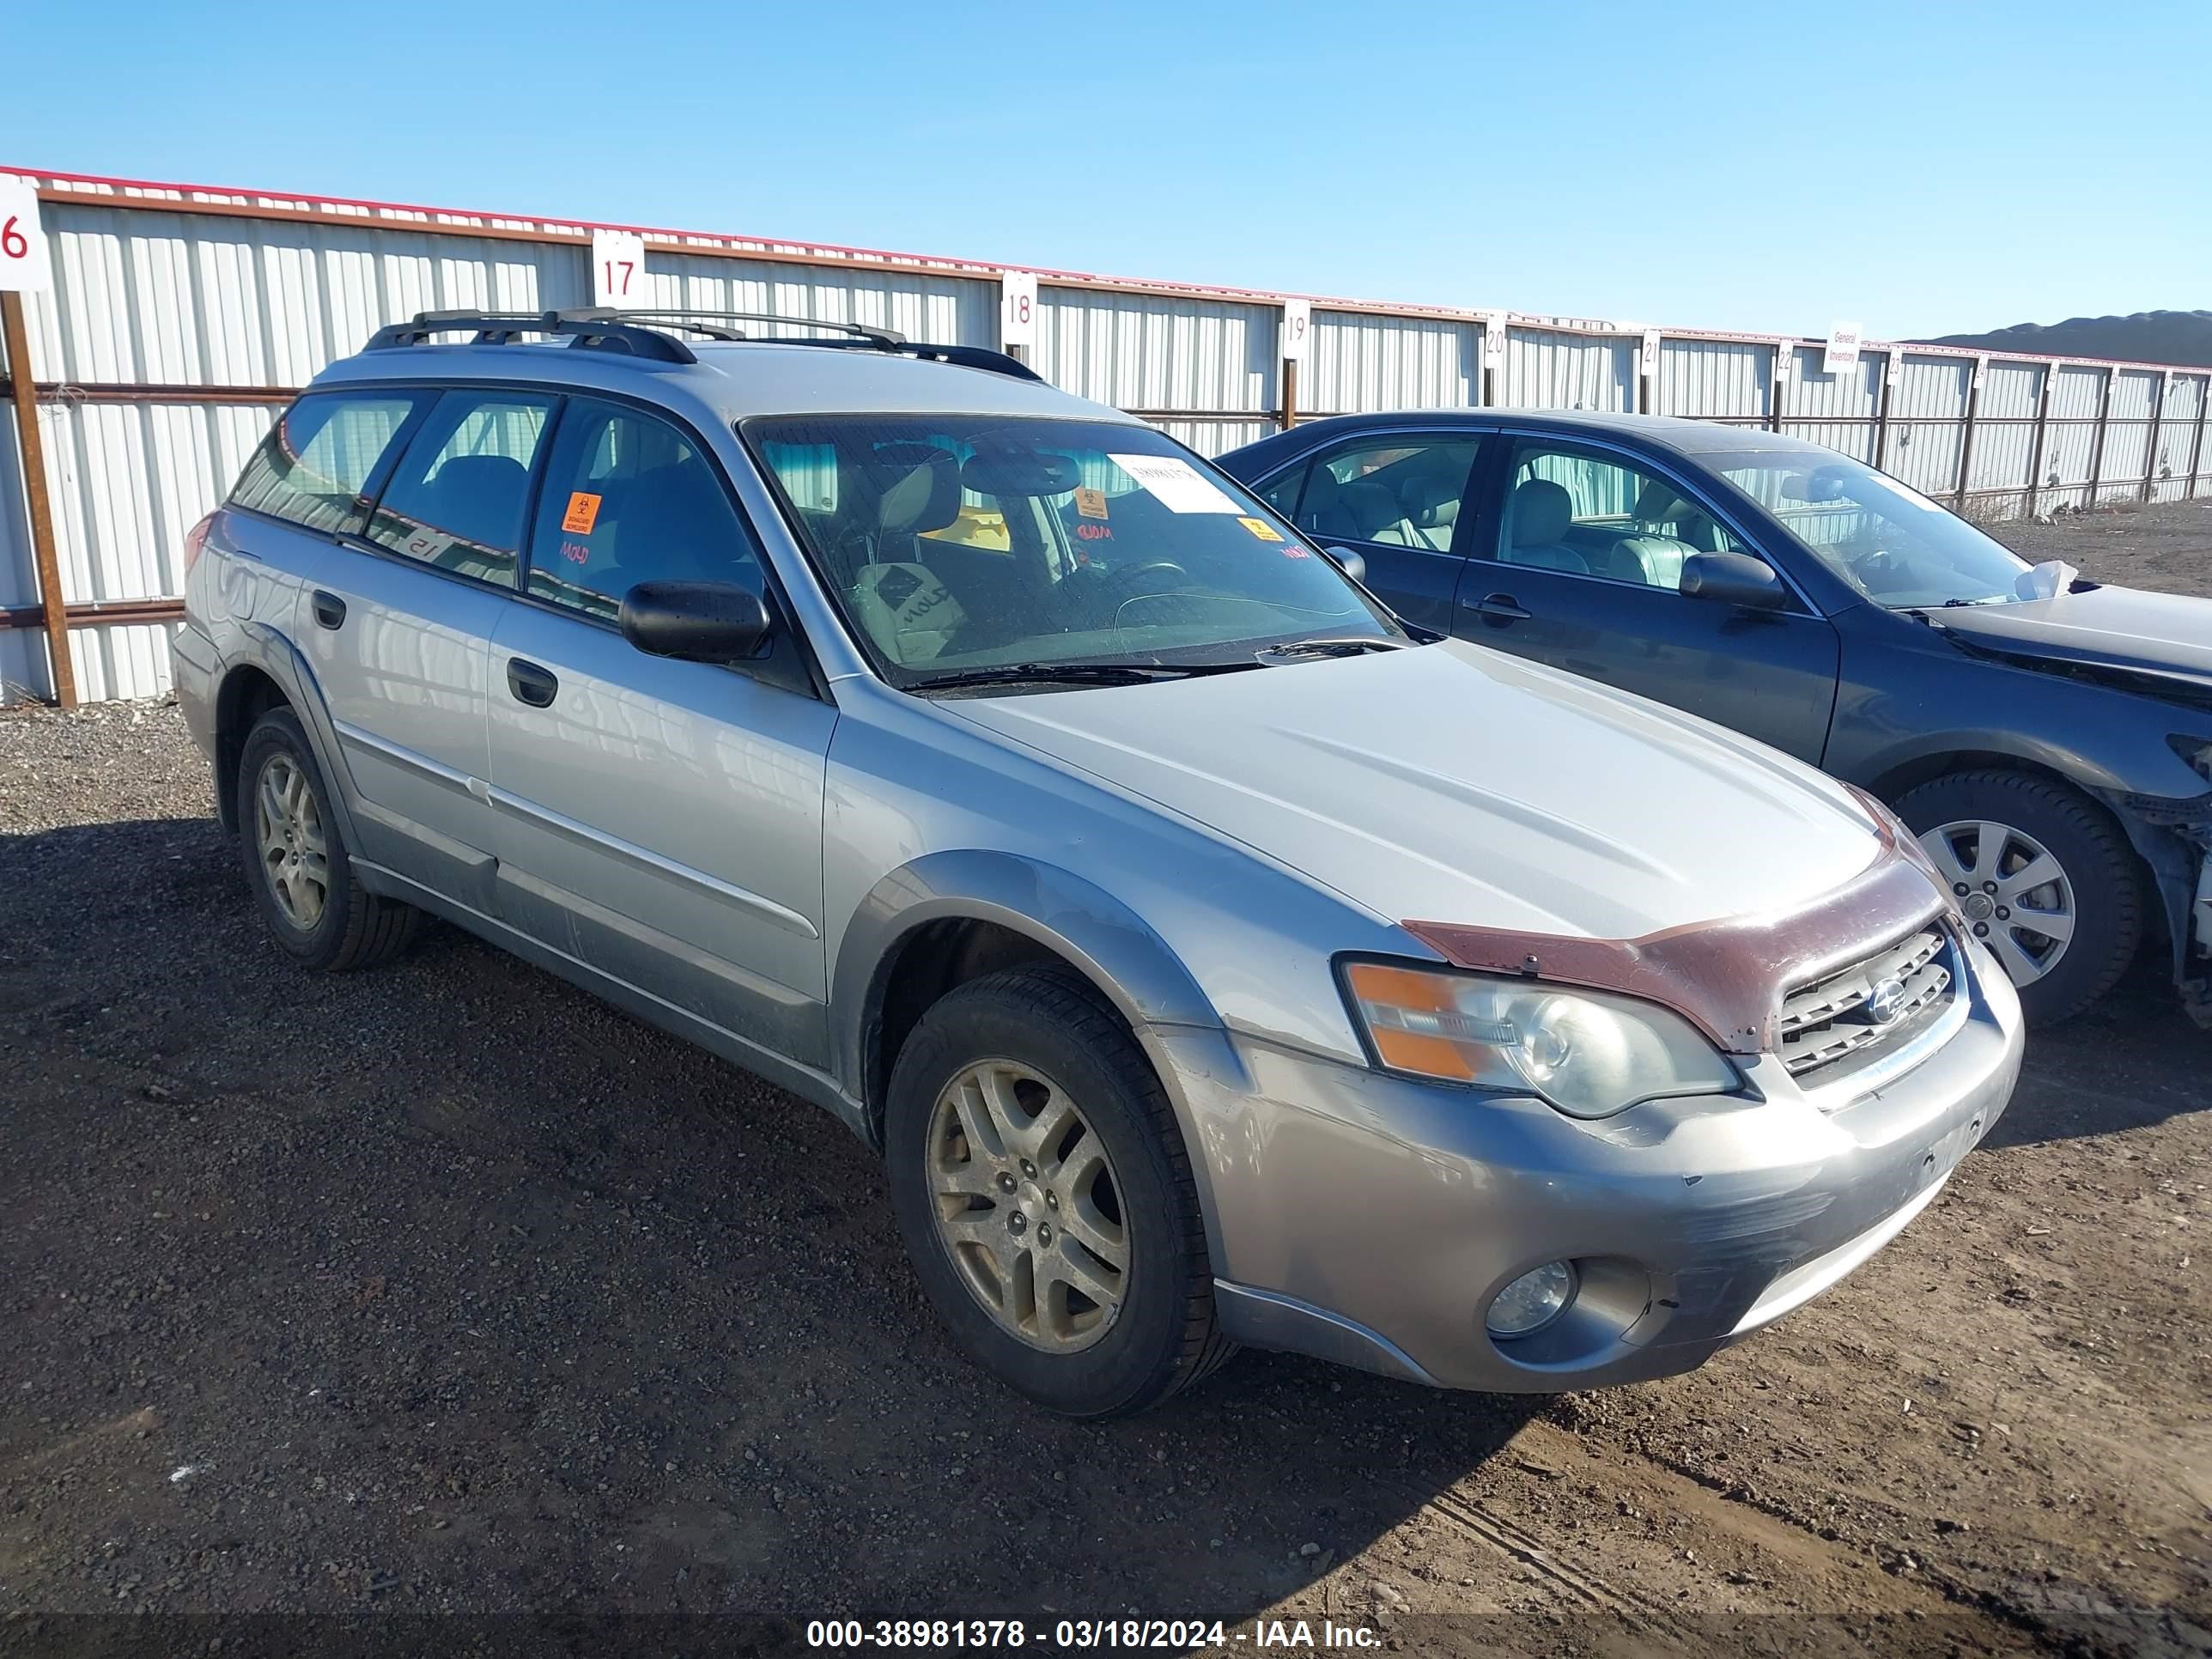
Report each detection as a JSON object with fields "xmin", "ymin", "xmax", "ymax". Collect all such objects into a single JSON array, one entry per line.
[
  {"xmin": 1279, "ymin": 299, "xmax": 1310, "ymax": 365},
  {"xmin": 0, "ymin": 174, "xmax": 53, "ymax": 295},
  {"xmin": 591, "ymin": 228, "xmax": 646, "ymax": 309},
  {"xmin": 1000, "ymin": 270, "xmax": 1038, "ymax": 349}
]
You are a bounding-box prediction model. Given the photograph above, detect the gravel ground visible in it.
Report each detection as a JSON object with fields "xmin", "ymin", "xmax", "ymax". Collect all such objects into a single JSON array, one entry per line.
[{"xmin": 2, "ymin": 504, "xmax": 2209, "ymax": 1658}]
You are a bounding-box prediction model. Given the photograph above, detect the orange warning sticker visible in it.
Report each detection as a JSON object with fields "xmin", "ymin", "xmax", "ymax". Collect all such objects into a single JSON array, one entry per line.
[
  {"xmin": 1074, "ymin": 487, "xmax": 1110, "ymax": 520},
  {"xmin": 1239, "ymin": 516, "xmax": 1285, "ymax": 542},
  {"xmin": 561, "ymin": 491, "xmax": 603, "ymax": 534}
]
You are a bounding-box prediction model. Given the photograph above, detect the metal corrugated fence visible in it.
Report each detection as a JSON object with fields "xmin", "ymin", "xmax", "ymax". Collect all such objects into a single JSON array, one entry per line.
[{"xmin": 3, "ymin": 167, "xmax": 2209, "ymax": 703}]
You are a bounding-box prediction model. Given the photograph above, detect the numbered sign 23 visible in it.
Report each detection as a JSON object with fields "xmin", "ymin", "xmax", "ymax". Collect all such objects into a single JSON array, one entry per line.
[
  {"xmin": 592, "ymin": 228, "xmax": 646, "ymax": 308},
  {"xmin": 0, "ymin": 175, "xmax": 54, "ymax": 295}
]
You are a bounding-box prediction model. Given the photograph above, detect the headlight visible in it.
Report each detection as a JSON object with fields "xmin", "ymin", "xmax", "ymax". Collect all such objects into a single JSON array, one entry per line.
[{"xmin": 1341, "ymin": 960, "xmax": 1739, "ymax": 1118}]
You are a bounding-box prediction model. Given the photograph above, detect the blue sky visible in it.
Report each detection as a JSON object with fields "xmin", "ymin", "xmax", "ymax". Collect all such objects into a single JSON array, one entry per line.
[{"xmin": 3, "ymin": 0, "xmax": 2204, "ymax": 340}]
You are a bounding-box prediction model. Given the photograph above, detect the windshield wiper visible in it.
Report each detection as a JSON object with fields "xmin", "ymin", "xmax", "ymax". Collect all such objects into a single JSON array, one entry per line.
[
  {"xmin": 1256, "ymin": 636, "xmax": 1415, "ymax": 660},
  {"xmin": 904, "ymin": 660, "xmax": 1264, "ymax": 693}
]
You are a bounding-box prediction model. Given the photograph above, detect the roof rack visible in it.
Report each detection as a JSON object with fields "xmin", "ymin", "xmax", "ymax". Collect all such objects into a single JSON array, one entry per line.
[
  {"xmin": 360, "ymin": 307, "xmax": 1044, "ymax": 383},
  {"xmin": 363, "ymin": 308, "xmax": 702, "ymax": 363}
]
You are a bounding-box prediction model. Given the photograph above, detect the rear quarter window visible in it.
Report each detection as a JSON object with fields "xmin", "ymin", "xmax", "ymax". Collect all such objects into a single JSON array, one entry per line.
[{"xmin": 229, "ymin": 392, "xmax": 423, "ymax": 535}]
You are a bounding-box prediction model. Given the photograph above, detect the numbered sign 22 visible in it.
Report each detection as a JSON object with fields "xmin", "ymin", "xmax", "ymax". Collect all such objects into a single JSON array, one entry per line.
[
  {"xmin": 591, "ymin": 228, "xmax": 646, "ymax": 309},
  {"xmin": 1000, "ymin": 270, "xmax": 1038, "ymax": 349},
  {"xmin": 0, "ymin": 175, "xmax": 54, "ymax": 295},
  {"xmin": 1279, "ymin": 299, "xmax": 1310, "ymax": 365}
]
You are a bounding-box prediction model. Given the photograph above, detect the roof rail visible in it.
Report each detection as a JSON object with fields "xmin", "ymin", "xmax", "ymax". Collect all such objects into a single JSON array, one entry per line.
[
  {"xmin": 360, "ymin": 307, "xmax": 1045, "ymax": 383},
  {"xmin": 589, "ymin": 311, "xmax": 1042, "ymax": 380},
  {"xmin": 362, "ymin": 309, "xmax": 700, "ymax": 363}
]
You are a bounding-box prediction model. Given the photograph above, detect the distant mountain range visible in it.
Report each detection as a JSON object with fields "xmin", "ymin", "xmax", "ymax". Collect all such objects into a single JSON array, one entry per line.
[{"xmin": 1920, "ymin": 309, "xmax": 2212, "ymax": 368}]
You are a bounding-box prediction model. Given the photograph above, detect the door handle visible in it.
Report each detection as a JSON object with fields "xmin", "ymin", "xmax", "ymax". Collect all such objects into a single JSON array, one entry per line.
[
  {"xmin": 1468, "ymin": 592, "xmax": 1531, "ymax": 623},
  {"xmin": 506, "ymin": 657, "xmax": 558, "ymax": 708},
  {"xmin": 310, "ymin": 590, "xmax": 347, "ymax": 629}
]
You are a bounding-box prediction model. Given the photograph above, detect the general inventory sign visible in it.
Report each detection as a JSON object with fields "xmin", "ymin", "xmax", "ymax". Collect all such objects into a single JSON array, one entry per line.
[
  {"xmin": 0, "ymin": 175, "xmax": 53, "ymax": 293},
  {"xmin": 1824, "ymin": 320, "xmax": 1863, "ymax": 374}
]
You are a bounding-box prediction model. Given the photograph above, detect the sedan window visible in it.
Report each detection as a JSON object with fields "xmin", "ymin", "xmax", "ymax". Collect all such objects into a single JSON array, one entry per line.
[
  {"xmin": 1267, "ymin": 438, "xmax": 1482, "ymax": 552},
  {"xmin": 1493, "ymin": 442, "xmax": 1747, "ymax": 590}
]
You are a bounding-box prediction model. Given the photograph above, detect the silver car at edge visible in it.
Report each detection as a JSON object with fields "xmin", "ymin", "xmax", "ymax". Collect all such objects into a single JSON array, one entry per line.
[{"xmin": 172, "ymin": 309, "xmax": 2025, "ymax": 1419}]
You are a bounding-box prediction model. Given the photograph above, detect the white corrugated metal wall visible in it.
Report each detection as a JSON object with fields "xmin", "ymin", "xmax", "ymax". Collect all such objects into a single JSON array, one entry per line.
[{"xmin": 3, "ymin": 168, "xmax": 2210, "ymax": 703}]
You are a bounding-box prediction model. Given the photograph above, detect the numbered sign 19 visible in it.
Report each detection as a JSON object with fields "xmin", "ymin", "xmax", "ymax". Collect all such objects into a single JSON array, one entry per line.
[
  {"xmin": 0, "ymin": 174, "xmax": 53, "ymax": 295},
  {"xmin": 1279, "ymin": 299, "xmax": 1310, "ymax": 365},
  {"xmin": 591, "ymin": 228, "xmax": 646, "ymax": 309},
  {"xmin": 1000, "ymin": 270, "xmax": 1038, "ymax": 349}
]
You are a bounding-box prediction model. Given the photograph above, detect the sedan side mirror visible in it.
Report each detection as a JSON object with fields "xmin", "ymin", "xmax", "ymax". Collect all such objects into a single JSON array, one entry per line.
[
  {"xmin": 620, "ymin": 580, "xmax": 774, "ymax": 663},
  {"xmin": 1322, "ymin": 545, "xmax": 1368, "ymax": 585},
  {"xmin": 1679, "ymin": 551, "xmax": 1787, "ymax": 611}
]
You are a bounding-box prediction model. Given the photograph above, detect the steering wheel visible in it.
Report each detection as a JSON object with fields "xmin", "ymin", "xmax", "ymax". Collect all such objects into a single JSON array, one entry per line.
[{"xmin": 1109, "ymin": 559, "xmax": 1189, "ymax": 590}]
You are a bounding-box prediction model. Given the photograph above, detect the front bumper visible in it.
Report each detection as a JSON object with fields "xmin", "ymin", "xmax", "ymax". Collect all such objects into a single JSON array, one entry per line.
[{"xmin": 1154, "ymin": 936, "xmax": 2024, "ymax": 1392}]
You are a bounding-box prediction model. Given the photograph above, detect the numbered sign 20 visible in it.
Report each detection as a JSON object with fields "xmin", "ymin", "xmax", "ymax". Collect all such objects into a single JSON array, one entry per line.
[
  {"xmin": 0, "ymin": 174, "xmax": 53, "ymax": 295},
  {"xmin": 591, "ymin": 228, "xmax": 646, "ymax": 309}
]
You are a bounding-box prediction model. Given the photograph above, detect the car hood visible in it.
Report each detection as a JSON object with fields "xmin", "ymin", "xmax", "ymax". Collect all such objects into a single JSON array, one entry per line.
[
  {"xmin": 942, "ymin": 641, "xmax": 1884, "ymax": 940},
  {"xmin": 1928, "ymin": 585, "xmax": 2212, "ymax": 690}
]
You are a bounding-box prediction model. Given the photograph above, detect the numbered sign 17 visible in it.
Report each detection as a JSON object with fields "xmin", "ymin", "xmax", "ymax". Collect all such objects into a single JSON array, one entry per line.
[
  {"xmin": 592, "ymin": 228, "xmax": 646, "ymax": 309},
  {"xmin": 0, "ymin": 174, "xmax": 54, "ymax": 295}
]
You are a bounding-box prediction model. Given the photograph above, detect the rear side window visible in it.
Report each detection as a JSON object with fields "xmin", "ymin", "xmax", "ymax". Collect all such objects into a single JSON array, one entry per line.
[
  {"xmin": 363, "ymin": 390, "xmax": 556, "ymax": 588},
  {"xmin": 526, "ymin": 398, "xmax": 763, "ymax": 622},
  {"xmin": 229, "ymin": 392, "xmax": 422, "ymax": 534},
  {"xmin": 1264, "ymin": 437, "xmax": 1483, "ymax": 552}
]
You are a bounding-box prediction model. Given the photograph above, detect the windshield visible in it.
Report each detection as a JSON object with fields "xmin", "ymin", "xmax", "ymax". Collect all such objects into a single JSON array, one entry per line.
[
  {"xmin": 1716, "ymin": 453, "xmax": 2033, "ymax": 608},
  {"xmin": 746, "ymin": 416, "xmax": 1400, "ymax": 687}
]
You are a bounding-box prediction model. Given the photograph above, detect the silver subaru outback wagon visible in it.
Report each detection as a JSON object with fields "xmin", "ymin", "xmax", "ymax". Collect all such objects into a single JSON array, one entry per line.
[{"xmin": 173, "ymin": 308, "xmax": 2024, "ymax": 1418}]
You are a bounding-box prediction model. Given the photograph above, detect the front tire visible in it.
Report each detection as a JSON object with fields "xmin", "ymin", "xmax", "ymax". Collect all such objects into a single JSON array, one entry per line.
[
  {"xmin": 1893, "ymin": 769, "xmax": 2142, "ymax": 1024},
  {"xmin": 235, "ymin": 708, "xmax": 420, "ymax": 973},
  {"xmin": 884, "ymin": 963, "xmax": 1232, "ymax": 1418}
]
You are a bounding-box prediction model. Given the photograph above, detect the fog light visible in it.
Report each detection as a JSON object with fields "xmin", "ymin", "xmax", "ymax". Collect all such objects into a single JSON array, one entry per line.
[{"xmin": 1487, "ymin": 1261, "xmax": 1577, "ymax": 1338}]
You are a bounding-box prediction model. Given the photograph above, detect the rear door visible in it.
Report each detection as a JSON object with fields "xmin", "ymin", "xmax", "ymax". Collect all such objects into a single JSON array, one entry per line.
[
  {"xmin": 291, "ymin": 386, "xmax": 557, "ymax": 911},
  {"xmin": 1254, "ymin": 428, "xmax": 1489, "ymax": 631},
  {"xmin": 1453, "ymin": 434, "xmax": 1842, "ymax": 762},
  {"xmin": 483, "ymin": 396, "xmax": 838, "ymax": 1073}
]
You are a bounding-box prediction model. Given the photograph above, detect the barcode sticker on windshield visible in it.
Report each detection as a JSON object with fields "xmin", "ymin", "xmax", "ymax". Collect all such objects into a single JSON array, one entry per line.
[{"xmin": 1107, "ymin": 453, "xmax": 1242, "ymax": 514}]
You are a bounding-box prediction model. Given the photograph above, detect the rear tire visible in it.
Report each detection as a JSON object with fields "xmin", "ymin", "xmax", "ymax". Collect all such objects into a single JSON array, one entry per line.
[
  {"xmin": 1892, "ymin": 769, "xmax": 2141, "ymax": 1024},
  {"xmin": 235, "ymin": 708, "xmax": 420, "ymax": 973},
  {"xmin": 884, "ymin": 963, "xmax": 1232, "ymax": 1418}
]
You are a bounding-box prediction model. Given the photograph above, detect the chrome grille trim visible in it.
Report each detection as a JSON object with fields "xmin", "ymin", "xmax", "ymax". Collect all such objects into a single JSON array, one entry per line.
[{"xmin": 1778, "ymin": 925, "xmax": 1956, "ymax": 1082}]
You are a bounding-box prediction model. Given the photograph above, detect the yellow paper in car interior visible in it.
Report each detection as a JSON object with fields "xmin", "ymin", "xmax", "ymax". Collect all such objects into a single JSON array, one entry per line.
[
  {"xmin": 1074, "ymin": 487, "xmax": 1109, "ymax": 520},
  {"xmin": 1239, "ymin": 516, "xmax": 1284, "ymax": 542},
  {"xmin": 921, "ymin": 504, "xmax": 1012, "ymax": 552}
]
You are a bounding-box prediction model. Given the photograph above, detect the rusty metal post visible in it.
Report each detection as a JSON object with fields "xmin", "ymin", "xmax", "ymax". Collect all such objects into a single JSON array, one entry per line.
[
  {"xmin": 2142, "ymin": 371, "xmax": 2167, "ymax": 502},
  {"xmin": 1872, "ymin": 351, "xmax": 1896, "ymax": 474},
  {"xmin": 2023, "ymin": 365, "xmax": 2053, "ymax": 519},
  {"xmin": 1280, "ymin": 356, "xmax": 1298, "ymax": 431},
  {"xmin": 2189, "ymin": 374, "xmax": 2209, "ymax": 501},
  {"xmin": 2087, "ymin": 367, "xmax": 2113, "ymax": 508},
  {"xmin": 1953, "ymin": 357, "xmax": 1984, "ymax": 514},
  {"xmin": 1, "ymin": 289, "xmax": 74, "ymax": 709}
]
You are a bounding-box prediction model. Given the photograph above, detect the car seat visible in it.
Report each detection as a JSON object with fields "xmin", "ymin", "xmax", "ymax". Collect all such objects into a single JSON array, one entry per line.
[{"xmin": 1500, "ymin": 479, "xmax": 1589, "ymax": 574}]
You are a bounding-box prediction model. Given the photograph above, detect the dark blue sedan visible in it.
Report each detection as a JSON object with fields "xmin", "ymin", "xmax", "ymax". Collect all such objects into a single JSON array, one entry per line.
[{"xmin": 1219, "ymin": 411, "xmax": 2212, "ymax": 1025}]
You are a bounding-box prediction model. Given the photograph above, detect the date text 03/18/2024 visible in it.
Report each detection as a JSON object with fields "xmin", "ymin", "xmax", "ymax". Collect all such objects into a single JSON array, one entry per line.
[{"xmin": 804, "ymin": 1618, "xmax": 1382, "ymax": 1649}]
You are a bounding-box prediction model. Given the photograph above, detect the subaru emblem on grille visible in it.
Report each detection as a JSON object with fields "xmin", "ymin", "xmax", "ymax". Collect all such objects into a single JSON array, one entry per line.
[{"xmin": 1866, "ymin": 975, "xmax": 1909, "ymax": 1024}]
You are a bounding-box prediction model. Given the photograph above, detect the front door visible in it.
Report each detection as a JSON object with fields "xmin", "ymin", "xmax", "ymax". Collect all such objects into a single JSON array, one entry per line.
[
  {"xmin": 483, "ymin": 396, "xmax": 838, "ymax": 1073},
  {"xmin": 1454, "ymin": 436, "xmax": 1841, "ymax": 763}
]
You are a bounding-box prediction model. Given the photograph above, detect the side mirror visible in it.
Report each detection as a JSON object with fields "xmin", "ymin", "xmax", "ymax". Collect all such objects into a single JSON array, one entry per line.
[
  {"xmin": 620, "ymin": 580, "xmax": 774, "ymax": 663},
  {"xmin": 1679, "ymin": 551, "xmax": 1787, "ymax": 611},
  {"xmin": 1322, "ymin": 545, "xmax": 1368, "ymax": 585}
]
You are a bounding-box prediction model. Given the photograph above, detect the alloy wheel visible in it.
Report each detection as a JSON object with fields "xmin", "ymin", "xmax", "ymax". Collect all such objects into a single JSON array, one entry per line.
[
  {"xmin": 925, "ymin": 1060, "xmax": 1129, "ymax": 1352},
  {"xmin": 253, "ymin": 751, "xmax": 331, "ymax": 932},
  {"xmin": 1919, "ymin": 817, "xmax": 2075, "ymax": 986}
]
